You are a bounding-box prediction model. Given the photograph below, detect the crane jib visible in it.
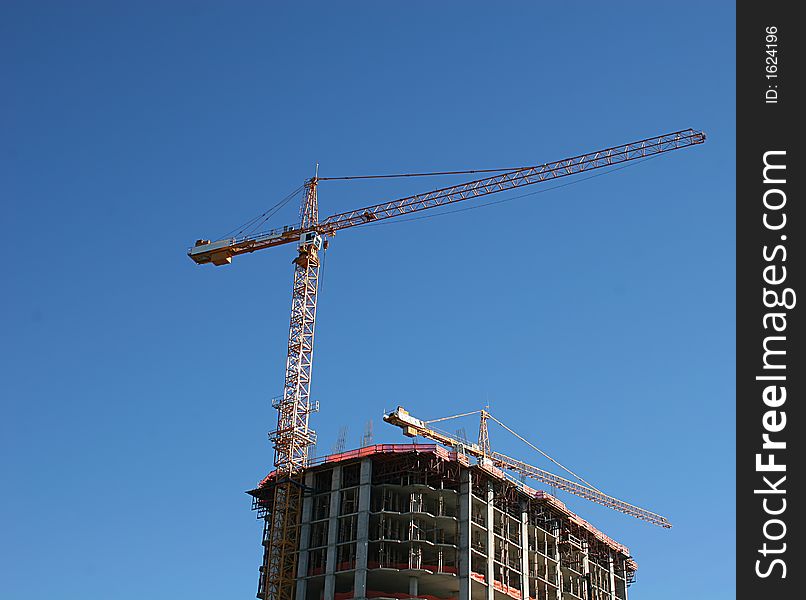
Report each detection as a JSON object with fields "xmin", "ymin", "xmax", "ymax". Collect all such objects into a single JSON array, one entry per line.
[
  {"xmin": 188, "ymin": 128, "xmax": 704, "ymax": 267},
  {"xmin": 383, "ymin": 406, "xmax": 673, "ymax": 529},
  {"xmin": 318, "ymin": 128, "xmax": 705, "ymax": 233}
]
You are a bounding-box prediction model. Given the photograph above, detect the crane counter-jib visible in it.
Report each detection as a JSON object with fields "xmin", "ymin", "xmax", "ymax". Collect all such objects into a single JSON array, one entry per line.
[{"xmin": 188, "ymin": 226, "xmax": 305, "ymax": 265}]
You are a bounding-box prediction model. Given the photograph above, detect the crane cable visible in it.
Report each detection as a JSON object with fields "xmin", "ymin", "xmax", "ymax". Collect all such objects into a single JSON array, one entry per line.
[
  {"xmin": 224, "ymin": 151, "xmax": 663, "ymax": 240},
  {"xmin": 318, "ymin": 167, "xmax": 530, "ymax": 181},
  {"xmin": 220, "ymin": 184, "xmax": 304, "ymax": 240},
  {"xmin": 424, "ymin": 409, "xmax": 483, "ymax": 424},
  {"xmin": 487, "ymin": 413, "xmax": 604, "ymax": 494},
  {"xmin": 352, "ymin": 152, "xmax": 664, "ymax": 229},
  {"xmin": 421, "ymin": 408, "xmax": 604, "ymax": 494}
]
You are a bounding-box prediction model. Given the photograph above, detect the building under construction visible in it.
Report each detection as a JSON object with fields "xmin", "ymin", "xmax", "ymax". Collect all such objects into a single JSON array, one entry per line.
[
  {"xmin": 249, "ymin": 443, "xmax": 636, "ymax": 600},
  {"xmin": 190, "ymin": 130, "xmax": 704, "ymax": 600}
]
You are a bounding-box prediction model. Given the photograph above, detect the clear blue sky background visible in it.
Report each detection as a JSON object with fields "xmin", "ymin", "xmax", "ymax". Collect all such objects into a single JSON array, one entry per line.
[{"xmin": 1, "ymin": 2, "xmax": 735, "ymax": 599}]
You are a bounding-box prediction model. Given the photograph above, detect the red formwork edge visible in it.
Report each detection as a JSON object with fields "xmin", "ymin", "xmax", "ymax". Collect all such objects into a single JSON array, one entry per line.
[{"xmin": 333, "ymin": 592, "xmax": 458, "ymax": 600}]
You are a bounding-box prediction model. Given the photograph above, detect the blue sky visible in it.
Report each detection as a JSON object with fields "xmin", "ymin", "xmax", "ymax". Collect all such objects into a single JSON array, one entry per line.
[{"xmin": 1, "ymin": 2, "xmax": 735, "ymax": 599}]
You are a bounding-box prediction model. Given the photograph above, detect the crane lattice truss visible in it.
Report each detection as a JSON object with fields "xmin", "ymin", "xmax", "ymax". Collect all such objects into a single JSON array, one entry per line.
[
  {"xmin": 189, "ymin": 128, "xmax": 704, "ymax": 599},
  {"xmin": 270, "ymin": 180, "xmax": 320, "ymax": 474},
  {"xmin": 383, "ymin": 406, "xmax": 671, "ymax": 529}
]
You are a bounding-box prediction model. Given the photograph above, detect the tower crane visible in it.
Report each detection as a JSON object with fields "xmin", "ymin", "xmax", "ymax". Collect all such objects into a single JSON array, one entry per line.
[
  {"xmin": 383, "ymin": 406, "xmax": 672, "ymax": 528},
  {"xmin": 188, "ymin": 128, "xmax": 704, "ymax": 599}
]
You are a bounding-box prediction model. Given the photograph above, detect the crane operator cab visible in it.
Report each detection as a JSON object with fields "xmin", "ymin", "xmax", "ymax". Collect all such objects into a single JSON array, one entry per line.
[
  {"xmin": 299, "ymin": 231, "xmax": 323, "ymax": 250},
  {"xmin": 293, "ymin": 231, "xmax": 323, "ymax": 269}
]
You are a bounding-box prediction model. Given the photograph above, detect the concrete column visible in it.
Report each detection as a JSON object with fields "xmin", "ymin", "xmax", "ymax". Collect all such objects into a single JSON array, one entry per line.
[
  {"xmin": 608, "ymin": 554, "xmax": 617, "ymax": 600},
  {"xmin": 581, "ymin": 541, "xmax": 590, "ymax": 600},
  {"xmin": 295, "ymin": 471, "xmax": 316, "ymax": 600},
  {"xmin": 458, "ymin": 469, "xmax": 472, "ymax": 600},
  {"xmin": 408, "ymin": 575, "xmax": 419, "ymax": 597},
  {"xmin": 323, "ymin": 466, "xmax": 342, "ymax": 600},
  {"xmin": 353, "ymin": 458, "xmax": 373, "ymax": 600},
  {"xmin": 485, "ymin": 481, "xmax": 495, "ymax": 600},
  {"xmin": 520, "ymin": 501, "xmax": 530, "ymax": 600},
  {"xmin": 622, "ymin": 562, "xmax": 629, "ymax": 600},
  {"xmin": 552, "ymin": 529, "xmax": 561, "ymax": 600}
]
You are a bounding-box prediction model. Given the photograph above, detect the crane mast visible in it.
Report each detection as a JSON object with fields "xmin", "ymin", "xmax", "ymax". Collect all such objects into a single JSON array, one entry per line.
[
  {"xmin": 188, "ymin": 128, "xmax": 704, "ymax": 599},
  {"xmin": 271, "ymin": 178, "xmax": 320, "ymax": 473},
  {"xmin": 261, "ymin": 180, "xmax": 323, "ymax": 600}
]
